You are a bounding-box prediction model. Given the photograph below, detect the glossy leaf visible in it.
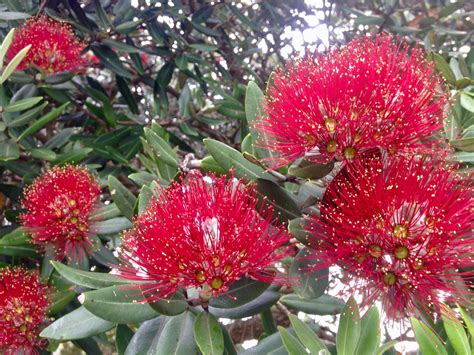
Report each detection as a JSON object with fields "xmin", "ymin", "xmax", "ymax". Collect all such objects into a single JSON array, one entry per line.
[
  {"xmin": 109, "ymin": 175, "xmax": 137, "ymax": 220},
  {"xmin": 83, "ymin": 285, "xmax": 161, "ymax": 324},
  {"xmin": 290, "ymin": 248, "xmax": 328, "ymax": 299},
  {"xmin": 204, "ymin": 138, "xmax": 273, "ymax": 181},
  {"xmin": 278, "ymin": 326, "xmax": 307, "ymax": 355},
  {"xmin": 154, "ymin": 311, "xmax": 198, "ymax": 355},
  {"xmin": 116, "ymin": 325, "xmax": 135, "ymax": 355},
  {"xmin": 210, "ymin": 277, "xmax": 270, "ymax": 309},
  {"xmin": 288, "ymin": 313, "xmax": 328, "ymax": 353},
  {"xmin": 40, "ymin": 306, "xmax": 115, "ymax": 340},
  {"xmin": 354, "ymin": 306, "xmax": 380, "ymax": 355},
  {"xmin": 336, "ymin": 297, "xmax": 361, "ymax": 355},
  {"xmin": 193, "ymin": 312, "xmax": 225, "ymax": 355},
  {"xmin": 0, "ymin": 44, "xmax": 31, "ymax": 84},
  {"xmin": 51, "ymin": 261, "xmax": 132, "ymax": 289},
  {"xmin": 144, "ymin": 127, "xmax": 178, "ymax": 167},
  {"xmin": 280, "ymin": 294, "xmax": 345, "ymax": 315},
  {"xmin": 17, "ymin": 102, "xmax": 70, "ymax": 141},
  {"xmin": 411, "ymin": 318, "xmax": 448, "ymax": 355}
]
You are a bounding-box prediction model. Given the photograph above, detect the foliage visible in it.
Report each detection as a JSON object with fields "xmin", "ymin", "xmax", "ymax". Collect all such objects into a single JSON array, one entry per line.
[{"xmin": 0, "ymin": 0, "xmax": 472, "ymax": 354}]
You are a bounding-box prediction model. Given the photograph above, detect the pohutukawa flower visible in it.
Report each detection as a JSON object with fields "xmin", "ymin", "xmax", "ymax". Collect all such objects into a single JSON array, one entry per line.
[
  {"xmin": 20, "ymin": 165, "xmax": 101, "ymax": 261},
  {"xmin": 305, "ymin": 155, "xmax": 473, "ymax": 319},
  {"xmin": 117, "ymin": 172, "xmax": 292, "ymax": 302},
  {"xmin": 0, "ymin": 267, "xmax": 49, "ymax": 354},
  {"xmin": 257, "ymin": 34, "xmax": 449, "ymax": 168},
  {"xmin": 6, "ymin": 15, "xmax": 87, "ymax": 73}
]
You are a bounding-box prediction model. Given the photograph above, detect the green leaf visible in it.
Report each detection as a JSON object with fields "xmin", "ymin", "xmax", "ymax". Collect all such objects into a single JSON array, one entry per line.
[
  {"xmin": 245, "ymin": 81, "xmax": 271, "ymax": 159},
  {"xmin": 30, "ymin": 148, "xmax": 57, "ymax": 161},
  {"xmin": 288, "ymin": 160, "xmax": 334, "ymax": 180},
  {"xmin": 51, "ymin": 261, "xmax": 132, "ymax": 289},
  {"xmin": 154, "ymin": 311, "xmax": 198, "ymax": 355},
  {"xmin": 0, "ymin": 44, "xmax": 31, "ymax": 84},
  {"xmin": 144, "ymin": 128, "xmax": 178, "ymax": 167},
  {"xmin": 278, "ymin": 326, "xmax": 307, "ymax": 355},
  {"xmin": 256, "ymin": 178, "xmax": 301, "ymax": 222},
  {"xmin": 156, "ymin": 62, "xmax": 175, "ymax": 87},
  {"xmin": 280, "ymin": 294, "xmax": 345, "ymax": 315},
  {"xmin": 137, "ymin": 185, "xmax": 153, "ymax": 214},
  {"xmin": 40, "ymin": 306, "xmax": 115, "ymax": 340},
  {"xmin": 91, "ymin": 203, "xmax": 121, "ymax": 220},
  {"xmin": 108, "ymin": 175, "xmax": 137, "ymax": 220},
  {"xmin": 125, "ymin": 317, "xmax": 167, "ymax": 355},
  {"xmin": 450, "ymin": 137, "xmax": 474, "ymax": 152},
  {"xmin": 52, "ymin": 148, "xmax": 93, "ymax": 165},
  {"xmin": 193, "ymin": 312, "xmax": 224, "ymax": 355},
  {"xmin": 460, "ymin": 92, "xmax": 474, "ymax": 113},
  {"xmin": 411, "ymin": 318, "xmax": 448, "ymax": 355},
  {"xmin": 288, "ymin": 218, "xmax": 312, "ymax": 245},
  {"xmin": 337, "ymin": 297, "xmax": 361, "ymax": 355},
  {"xmin": 288, "ymin": 313, "xmax": 328, "ymax": 353},
  {"xmin": 17, "ymin": 102, "xmax": 70, "ymax": 141},
  {"xmin": 116, "ymin": 325, "xmax": 135, "ymax": 355},
  {"xmin": 289, "ymin": 248, "xmax": 328, "ymax": 299},
  {"xmin": 189, "ymin": 43, "xmax": 218, "ymax": 52},
  {"xmin": 92, "ymin": 217, "xmax": 132, "ymax": 235},
  {"xmin": 354, "ymin": 306, "xmax": 380, "ymax": 355},
  {"xmin": 91, "ymin": 44, "xmax": 132, "ymax": 79},
  {"xmin": 442, "ymin": 314, "xmax": 470, "ymax": 355},
  {"xmin": 204, "ymin": 138, "xmax": 273, "ymax": 181},
  {"xmin": 0, "ymin": 139, "xmax": 20, "ymax": 161},
  {"xmin": 376, "ymin": 340, "xmax": 398, "ymax": 354},
  {"xmin": 47, "ymin": 290, "xmax": 75, "ymax": 316},
  {"xmin": 428, "ymin": 52, "xmax": 456, "ymax": 85},
  {"xmin": 6, "ymin": 101, "xmax": 48, "ymax": 128},
  {"xmin": 83, "ymin": 285, "xmax": 161, "ymax": 324},
  {"xmin": 149, "ymin": 292, "xmax": 188, "ymax": 316},
  {"xmin": 201, "ymin": 156, "xmax": 226, "ymax": 174},
  {"xmin": 0, "ymin": 28, "xmax": 15, "ymax": 72},
  {"xmin": 209, "ymin": 290, "xmax": 280, "ymax": 319},
  {"xmin": 4, "ymin": 96, "xmax": 43, "ymax": 112},
  {"xmin": 210, "ymin": 277, "xmax": 270, "ymax": 309}
]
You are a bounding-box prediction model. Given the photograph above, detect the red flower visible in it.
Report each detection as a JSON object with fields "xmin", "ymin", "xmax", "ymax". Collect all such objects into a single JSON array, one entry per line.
[
  {"xmin": 0, "ymin": 267, "xmax": 49, "ymax": 354},
  {"xmin": 305, "ymin": 155, "xmax": 473, "ymax": 319},
  {"xmin": 117, "ymin": 172, "xmax": 292, "ymax": 302},
  {"xmin": 6, "ymin": 15, "xmax": 87, "ymax": 73},
  {"xmin": 20, "ymin": 165, "xmax": 101, "ymax": 261},
  {"xmin": 257, "ymin": 34, "xmax": 449, "ymax": 168}
]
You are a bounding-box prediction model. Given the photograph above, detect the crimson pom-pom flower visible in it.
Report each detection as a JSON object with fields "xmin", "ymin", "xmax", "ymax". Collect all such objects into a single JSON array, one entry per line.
[
  {"xmin": 305, "ymin": 155, "xmax": 473, "ymax": 319},
  {"xmin": 20, "ymin": 165, "xmax": 101, "ymax": 260},
  {"xmin": 257, "ymin": 34, "xmax": 449, "ymax": 168},
  {"xmin": 6, "ymin": 15, "xmax": 87, "ymax": 73},
  {"xmin": 117, "ymin": 171, "xmax": 292, "ymax": 302},
  {"xmin": 0, "ymin": 267, "xmax": 49, "ymax": 354}
]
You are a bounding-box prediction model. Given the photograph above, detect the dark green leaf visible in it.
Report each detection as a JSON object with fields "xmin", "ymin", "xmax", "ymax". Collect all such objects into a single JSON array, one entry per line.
[
  {"xmin": 289, "ymin": 248, "xmax": 328, "ymax": 299},
  {"xmin": 51, "ymin": 261, "xmax": 132, "ymax": 289},
  {"xmin": 209, "ymin": 290, "xmax": 280, "ymax": 319},
  {"xmin": 116, "ymin": 325, "xmax": 135, "ymax": 355},
  {"xmin": 154, "ymin": 311, "xmax": 198, "ymax": 355},
  {"xmin": 256, "ymin": 178, "xmax": 301, "ymax": 222},
  {"xmin": 125, "ymin": 317, "xmax": 167, "ymax": 355},
  {"xmin": 40, "ymin": 306, "xmax": 115, "ymax": 340},
  {"xmin": 288, "ymin": 160, "xmax": 334, "ymax": 180},
  {"xmin": 210, "ymin": 277, "xmax": 270, "ymax": 309},
  {"xmin": 83, "ymin": 285, "xmax": 161, "ymax": 324},
  {"xmin": 442, "ymin": 313, "xmax": 470, "ymax": 355},
  {"xmin": 281, "ymin": 294, "xmax": 345, "ymax": 315},
  {"xmin": 354, "ymin": 306, "xmax": 380, "ymax": 355},
  {"xmin": 92, "ymin": 217, "xmax": 132, "ymax": 235},
  {"xmin": 108, "ymin": 175, "xmax": 137, "ymax": 220}
]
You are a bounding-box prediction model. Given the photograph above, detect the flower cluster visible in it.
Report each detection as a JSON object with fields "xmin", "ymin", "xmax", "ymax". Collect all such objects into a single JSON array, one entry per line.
[
  {"xmin": 0, "ymin": 267, "xmax": 49, "ymax": 354},
  {"xmin": 6, "ymin": 15, "xmax": 87, "ymax": 73},
  {"xmin": 257, "ymin": 34, "xmax": 449, "ymax": 168},
  {"xmin": 20, "ymin": 165, "xmax": 101, "ymax": 261},
  {"xmin": 117, "ymin": 172, "xmax": 292, "ymax": 302},
  {"xmin": 305, "ymin": 155, "xmax": 472, "ymax": 319}
]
